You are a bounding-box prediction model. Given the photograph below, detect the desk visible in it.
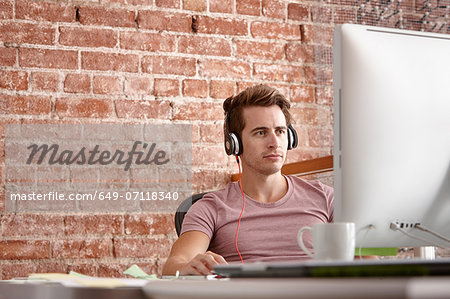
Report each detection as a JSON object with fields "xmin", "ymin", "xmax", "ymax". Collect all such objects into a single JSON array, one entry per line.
[
  {"xmin": 0, "ymin": 282, "xmax": 145, "ymax": 299},
  {"xmin": 142, "ymin": 277, "xmax": 450, "ymax": 299},
  {"xmin": 1, "ymin": 277, "xmax": 450, "ymax": 299}
]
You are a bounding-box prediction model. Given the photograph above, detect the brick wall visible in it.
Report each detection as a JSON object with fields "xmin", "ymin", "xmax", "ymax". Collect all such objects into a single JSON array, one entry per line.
[{"xmin": 0, "ymin": 0, "xmax": 448, "ymax": 279}]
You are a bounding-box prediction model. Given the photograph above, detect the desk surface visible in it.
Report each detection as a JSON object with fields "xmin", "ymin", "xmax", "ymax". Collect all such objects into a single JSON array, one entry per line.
[
  {"xmin": 142, "ymin": 277, "xmax": 450, "ymax": 299},
  {"xmin": 1, "ymin": 277, "xmax": 450, "ymax": 299}
]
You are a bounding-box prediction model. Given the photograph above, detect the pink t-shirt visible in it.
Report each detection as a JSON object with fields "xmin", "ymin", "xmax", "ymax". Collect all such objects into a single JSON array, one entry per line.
[{"xmin": 181, "ymin": 175, "xmax": 334, "ymax": 263}]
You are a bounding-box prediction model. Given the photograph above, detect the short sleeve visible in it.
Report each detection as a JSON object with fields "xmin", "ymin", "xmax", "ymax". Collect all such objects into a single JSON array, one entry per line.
[
  {"xmin": 318, "ymin": 182, "xmax": 334, "ymax": 222},
  {"xmin": 179, "ymin": 194, "xmax": 217, "ymax": 239}
]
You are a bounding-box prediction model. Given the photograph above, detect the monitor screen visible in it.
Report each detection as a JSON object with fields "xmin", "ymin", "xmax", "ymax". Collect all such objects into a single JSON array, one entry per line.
[{"xmin": 333, "ymin": 24, "xmax": 450, "ymax": 248}]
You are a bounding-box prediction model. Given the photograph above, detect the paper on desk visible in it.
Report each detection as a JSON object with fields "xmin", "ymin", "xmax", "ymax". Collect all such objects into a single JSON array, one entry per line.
[
  {"xmin": 28, "ymin": 272, "xmax": 149, "ymax": 288},
  {"xmin": 124, "ymin": 264, "xmax": 157, "ymax": 279}
]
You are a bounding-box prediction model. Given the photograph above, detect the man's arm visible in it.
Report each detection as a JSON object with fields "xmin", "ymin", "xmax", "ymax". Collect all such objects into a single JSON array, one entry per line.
[{"xmin": 162, "ymin": 231, "xmax": 227, "ymax": 276}]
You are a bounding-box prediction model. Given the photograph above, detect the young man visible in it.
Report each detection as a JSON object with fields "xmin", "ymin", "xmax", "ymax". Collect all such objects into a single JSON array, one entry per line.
[{"xmin": 162, "ymin": 85, "xmax": 333, "ymax": 275}]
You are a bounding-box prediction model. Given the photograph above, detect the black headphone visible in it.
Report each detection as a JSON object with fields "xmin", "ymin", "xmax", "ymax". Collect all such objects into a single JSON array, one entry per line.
[{"xmin": 224, "ymin": 109, "xmax": 298, "ymax": 156}]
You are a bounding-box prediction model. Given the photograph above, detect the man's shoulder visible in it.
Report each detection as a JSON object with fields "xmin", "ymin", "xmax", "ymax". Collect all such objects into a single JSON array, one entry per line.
[
  {"xmin": 199, "ymin": 181, "xmax": 239, "ymax": 202},
  {"xmin": 286, "ymin": 175, "xmax": 333, "ymax": 193}
]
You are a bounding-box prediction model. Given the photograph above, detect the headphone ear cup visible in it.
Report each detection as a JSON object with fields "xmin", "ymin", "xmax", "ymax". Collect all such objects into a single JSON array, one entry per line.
[
  {"xmin": 230, "ymin": 133, "xmax": 243, "ymax": 156},
  {"xmin": 287, "ymin": 125, "xmax": 298, "ymax": 150},
  {"xmin": 224, "ymin": 133, "xmax": 234, "ymax": 156}
]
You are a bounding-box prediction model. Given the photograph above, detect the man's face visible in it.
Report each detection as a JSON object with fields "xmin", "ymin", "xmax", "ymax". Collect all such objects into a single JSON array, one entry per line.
[{"xmin": 239, "ymin": 105, "xmax": 288, "ymax": 176}]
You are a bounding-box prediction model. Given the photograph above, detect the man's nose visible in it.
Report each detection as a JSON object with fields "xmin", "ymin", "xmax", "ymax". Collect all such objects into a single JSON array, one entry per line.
[{"xmin": 267, "ymin": 132, "xmax": 281, "ymax": 148}]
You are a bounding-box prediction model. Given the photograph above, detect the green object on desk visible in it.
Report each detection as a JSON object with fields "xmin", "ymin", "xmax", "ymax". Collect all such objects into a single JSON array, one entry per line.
[
  {"xmin": 355, "ymin": 248, "xmax": 398, "ymax": 256},
  {"xmin": 124, "ymin": 264, "xmax": 158, "ymax": 279}
]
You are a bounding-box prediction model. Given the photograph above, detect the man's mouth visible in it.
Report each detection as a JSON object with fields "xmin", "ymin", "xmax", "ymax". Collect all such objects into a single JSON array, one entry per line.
[{"xmin": 263, "ymin": 153, "xmax": 283, "ymax": 159}]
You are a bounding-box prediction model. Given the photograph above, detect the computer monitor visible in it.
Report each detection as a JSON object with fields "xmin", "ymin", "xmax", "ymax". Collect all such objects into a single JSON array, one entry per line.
[{"xmin": 333, "ymin": 24, "xmax": 450, "ymax": 248}]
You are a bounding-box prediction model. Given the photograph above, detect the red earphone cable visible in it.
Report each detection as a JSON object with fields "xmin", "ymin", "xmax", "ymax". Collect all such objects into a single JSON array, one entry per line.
[{"xmin": 235, "ymin": 156, "xmax": 245, "ymax": 264}]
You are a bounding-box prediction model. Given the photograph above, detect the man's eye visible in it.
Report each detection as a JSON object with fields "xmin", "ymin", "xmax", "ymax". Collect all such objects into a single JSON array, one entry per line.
[{"xmin": 256, "ymin": 131, "xmax": 265, "ymax": 136}]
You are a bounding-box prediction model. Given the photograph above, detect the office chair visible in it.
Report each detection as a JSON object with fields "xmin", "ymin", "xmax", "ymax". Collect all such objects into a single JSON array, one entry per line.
[{"xmin": 174, "ymin": 192, "xmax": 207, "ymax": 236}]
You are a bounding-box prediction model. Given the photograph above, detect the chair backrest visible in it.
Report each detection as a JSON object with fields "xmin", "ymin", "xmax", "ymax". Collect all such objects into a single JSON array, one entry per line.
[{"xmin": 174, "ymin": 192, "xmax": 207, "ymax": 236}]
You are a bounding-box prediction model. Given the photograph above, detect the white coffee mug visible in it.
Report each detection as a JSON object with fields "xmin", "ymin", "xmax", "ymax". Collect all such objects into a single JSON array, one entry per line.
[{"xmin": 297, "ymin": 222, "xmax": 355, "ymax": 261}]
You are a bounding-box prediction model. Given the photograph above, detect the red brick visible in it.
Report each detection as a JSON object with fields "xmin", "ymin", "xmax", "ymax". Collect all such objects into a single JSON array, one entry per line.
[
  {"xmin": 64, "ymin": 215, "xmax": 123, "ymax": 236},
  {"xmin": 300, "ymin": 24, "xmax": 313, "ymax": 43},
  {"xmin": 178, "ymin": 36, "xmax": 231, "ymax": 56},
  {"xmin": 334, "ymin": 7, "xmax": 357, "ymax": 25},
  {"xmin": 59, "ymin": 26, "xmax": 117, "ymax": 48},
  {"xmin": 210, "ymin": 0, "xmax": 233, "ymax": 13},
  {"xmin": 1, "ymin": 262, "xmax": 34, "ymax": 280},
  {"xmin": 35, "ymin": 261, "xmax": 67, "ymax": 274},
  {"xmin": 137, "ymin": 10, "xmax": 191, "ymax": 32},
  {"xmin": 196, "ymin": 16, "xmax": 248, "ymax": 35},
  {"xmin": 31, "ymin": 71, "xmax": 59, "ymax": 92},
  {"xmin": 127, "ymin": 0, "xmax": 153, "ymax": 4},
  {"xmin": 82, "ymin": 51, "xmax": 139, "ymax": 72},
  {"xmin": 79, "ymin": 6, "xmax": 135, "ymax": 28},
  {"xmin": 0, "ymin": 47, "xmax": 16, "ymax": 66},
  {"xmin": 251, "ymin": 21, "xmax": 301, "ymax": 40},
  {"xmin": 19, "ymin": 48, "xmax": 77, "ymax": 69},
  {"xmin": 52, "ymin": 238, "xmax": 111, "ymax": 258},
  {"xmin": 142, "ymin": 56, "xmax": 196, "ymax": 76},
  {"xmin": 0, "ymin": 240, "xmax": 50, "ymax": 260},
  {"xmin": 0, "ymin": 22, "xmax": 55, "ymax": 45},
  {"xmin": 0, "ymin": 0, "xmax": 13, "ymax": 19},
  {"xmin": 15, "ymin": 0, "xmax": 75, "ymax": 22},
  {"xmin": 316, "ymin": 86, "xmax": 333, "ymax": 106},
  {"xmin": 199, "ymin": 123, "xmax": 224, "ymax": 143},
  {"xmin": 290, "ymin": 107, "xmax": 319, "ymax": 126},
  {"xmin": 173, "ymin": 101, "xmax": 223, "ymax": 121},
  {"xmin": 286, "ymin": 43, "xmax": 315, "ymax": 63},
  {"xmin": 183, "ymin": 0, "xmax": 206, "ymax": 11},
  {"xmin": 313, "ymin": 66, "xmax": 333, "ymax": 85},
  {"xmin": 0, "ymin": 70, "xmax": 28, "ymax": 90},
  {"xmin": 113, "ymin": 237, "xmax": 171, "ymax": 258},
  {"xmin": 262, "ymin": 0, "xmax": 285, "ymax": 19},
  {"xmin": 237, "ymin": 0, "xmax": 260, "ymax": 16},
  {"xmin": 209, "ymin": 80, "xmax": 235, "ymax": 99},
  {"xmin": 154, "ymin": 78, "xmax": 179, "ymax": 96},
  {"xmin": 253, "ymin": 63, "xmax": 303, "ymax": 83},
  {"xmin": 199, "ymin": 59, "xmax": 251, "ymax": 79},
  {"xmin": 55, "ymin": 98, "xmax": 114, "ymax": 118},
  {"xmin": 120, "ymin": 31, "xmax": 175, "ymax": 52},
  {"xmin": 192, "ymin": 124, "xmax": 201, "ymax": 143},
  {"xmin": 182, "ymin": 79, "xmax": 208, "ymax": 98},
  {"xmin": 93, "ymin": 75, "xmax": 122, "ymax": 95},
  {"xmin": 193, "ymin": 144, "xmax": 227, "ymax": 166},
  {"xmin": 235, "ymin": 40, "xmax": 284, "ymax": 60},
  {"xmin": 308, "ymin": 128, "xmax": 333, "ymax": 148},
  {"xmin": 2, "ymin": 214, "xmax": 64, "ymax": 236},
  {"xmin": 192, "ymin": 170, "xmax": 216, "ymax": 193},
  {"xmin": 155, "ymin": 0, "xmax": 180, "ymax": 8},
  {"xmin": 115, "ymin": 99, "xmax": 171, "ymax": 119},
  {"xmin": 124, "ymin": 213, "xmax": 173, "ymax": 235},
  {"xmin": 124, "ymin": 76, "xmax": 153, "ymax": 95},
  {"xmin": 64, "ymin": 73, "xmax": 91, "ymax": 93},
  {"xmin": 310, "ymin": 25, "xmax": 334, "ymax": 45},
  {"xmin": 98, "ymin": 263, "xmax": 127, "ymax": 278},
  {"xmin": 0, "ymin": 95, "xmax": 51, "ymax": 115},
  {"xmin": 68, "ymin": 263, "xmax": 98, "ymax": 277},
  {"xmin": 290, "ymin": 85, "xmax": 314, "ymax": 103},
  {"xmin": 312, "ymin": 5, "xmax": 332, "ymax": 23},
  {"xmin": 288, "ymin": 3, "xmax": 310, "ymax": 21}
]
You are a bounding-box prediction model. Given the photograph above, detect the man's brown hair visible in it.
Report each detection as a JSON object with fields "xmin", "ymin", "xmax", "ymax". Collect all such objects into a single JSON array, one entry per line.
[{"xmin": 223, "ymin": 84, "xmax": 293, "ymax": 137}]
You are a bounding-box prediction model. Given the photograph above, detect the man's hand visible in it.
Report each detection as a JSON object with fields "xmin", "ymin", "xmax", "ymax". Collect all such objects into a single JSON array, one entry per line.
[
  {"xmin": 177, "ymin": 251, "xmax": 228, "ymax": 275},
  {"xmin": 162, "ymin": 231, "xmax": 228, "ymax": 276}
]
